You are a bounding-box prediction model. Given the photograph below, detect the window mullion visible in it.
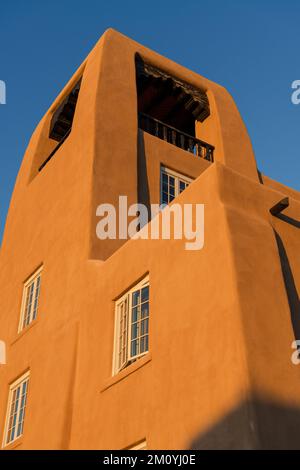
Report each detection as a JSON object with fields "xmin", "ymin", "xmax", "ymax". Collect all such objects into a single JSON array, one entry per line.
[{"xmin": 175, "ymin": 176, "xmax": 179, "ymax": 197}]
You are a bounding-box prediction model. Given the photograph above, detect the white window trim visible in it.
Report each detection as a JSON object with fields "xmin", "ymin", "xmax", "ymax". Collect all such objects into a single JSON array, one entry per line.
[
  {"xmin": 160, "ymin": 166, "xmax": 193, "ymax": 205},
  {"xmin": 18, "ymin": 266, "xmax": 43, "ymax": 333},
  {"xmin": 113, "ymin": 276, "xmax": 150, "ymax": 376},
  {"xmin": 2, "ymin": 371, "xmax": 30, "ymax": 448}
]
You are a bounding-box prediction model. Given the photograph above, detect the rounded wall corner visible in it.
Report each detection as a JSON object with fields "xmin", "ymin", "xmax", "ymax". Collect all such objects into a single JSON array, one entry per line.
[{"xmin": 205, "ymin": 84, "xmax": 259, "ymax": 182}]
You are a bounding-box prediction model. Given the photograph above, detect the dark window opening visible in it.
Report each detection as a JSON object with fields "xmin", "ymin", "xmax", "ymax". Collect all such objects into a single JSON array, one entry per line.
[
  {"xmin": 136, "ymin": 56, "xmax": 214, "ymax": 161},
  {"xmin": 38, "ymin": 79, "xmax": 81, "ymax": 172},
  {"xmin": 49, "ymin": 80, "xmax": 81, "ymax": 142}
]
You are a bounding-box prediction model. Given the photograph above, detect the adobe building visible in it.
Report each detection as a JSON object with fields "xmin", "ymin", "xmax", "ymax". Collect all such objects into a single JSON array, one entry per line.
[{"xmin": 0, "ymin": 29, "xmax": 300, "ymax": 450}]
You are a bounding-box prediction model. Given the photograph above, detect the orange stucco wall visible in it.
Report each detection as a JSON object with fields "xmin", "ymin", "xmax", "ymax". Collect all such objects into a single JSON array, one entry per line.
[{"xmin": 0, "ymin": 29, "xmax": 300, "ymax": 450}]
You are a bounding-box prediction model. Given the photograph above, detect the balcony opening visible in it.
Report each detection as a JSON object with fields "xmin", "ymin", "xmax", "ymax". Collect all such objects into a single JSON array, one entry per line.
[
  {"xmin": 38, "ymin": 79, "xmax": 81, "ymax": 171},
  {"xmin": 136, "ymin": 55, "xmax": 214, "ymax": 161}
]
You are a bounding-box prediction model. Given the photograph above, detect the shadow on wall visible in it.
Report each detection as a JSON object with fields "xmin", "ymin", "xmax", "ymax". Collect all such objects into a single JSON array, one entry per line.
[
  {"xmin": 275, "ymin": 214, "xmax": 300, "ymax": 229},
  {"xmin": 190, "ymin": 397, "xmax": 300, "ymax": 449},
  {"xmin": 273, "ymin": 230, "xmax": 300, "ymax": 343},
  {"xmin": 257, "ymin": 170, "xmax": 264, "ymax": 184},
  {"xmin": 137, "ymin": 130, "xmax": 151, "ymax": 223}
]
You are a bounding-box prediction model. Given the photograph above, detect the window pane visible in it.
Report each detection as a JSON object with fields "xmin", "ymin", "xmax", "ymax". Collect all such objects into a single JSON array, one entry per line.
[
  {"xmin": 179, "ymin": 180, "xmax": 188, "ymax": 193},
  {"xmin": 141, "ymin": 286, "xmax": 149, "ymax": 303},
  {"xmin": 17, "ymin": 410, "xmax": 24, "ymax": 437},
  {"xmin": 10, "ymin": 426, "xmax": 15, "ymax": 443},
  {"xmin": 132, "ymin": 306, "xmax": 138, "ymax": 322},
  {"xmin": 162, "ymin": 192, "xmax": 169, "ymax": 204},
  {"xmin": 162, "ymin": 182, "xmax": 168, "ymax": 192},
  {"xmin": 32, "ymin": 275, "xmax": 41, "ymax": 321},
  {"xmin": 131, "ymin": 340, "xmax": 138, "ymax": 357},
  {"xmin": 141, "ymin": 303, "xmax": 149, "ymax": 319},
  {"xmin": 141, "ymin": 318, "xmax": 148, "ymax": 335},
  {"xmin": 162, "ymin": 173, "xmax": 168, "ymax": 183},
  {"xmin": 131, "ymin": 322, "xmax": 138, "ymax": 340},
  {"xmin": 132, "ymin": 290, "xmax": 140, "ymax": 307}
]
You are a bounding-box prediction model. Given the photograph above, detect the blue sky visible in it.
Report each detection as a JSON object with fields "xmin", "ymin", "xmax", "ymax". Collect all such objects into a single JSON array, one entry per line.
[{"xmin": 0, "ymin": 0, "xmax": 299, "ymax": 242}]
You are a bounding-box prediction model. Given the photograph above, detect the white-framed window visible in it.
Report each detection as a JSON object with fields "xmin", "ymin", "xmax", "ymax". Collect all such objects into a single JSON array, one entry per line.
[
  {"xmin": 2, "ymin": 371, "xmax": 30, "ymax": 447},
  {"xmin": 113, "ymin": 276, "xmax": 150, "ymax": 375},
  {"xmin": 18, "ymin": 266, "xmax": 42, "ymax": 332},
  {"xmin": 160, "ymin": 166, "xmax": 193, "ymax": 205}
]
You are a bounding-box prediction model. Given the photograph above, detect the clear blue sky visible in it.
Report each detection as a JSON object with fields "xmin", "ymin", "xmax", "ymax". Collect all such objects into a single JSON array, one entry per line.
[{"xmin": 1, "ymin": 0, "xmax": 299, "ymax": 242}]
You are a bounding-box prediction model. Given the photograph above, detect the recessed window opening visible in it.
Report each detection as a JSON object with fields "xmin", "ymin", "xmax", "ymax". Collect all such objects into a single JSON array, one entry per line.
[
  {"xmin": 18, "ymin": 266, "xmax": 42, "ymax": 332},
  {"xmin": 2, "ymin": 372, "xmax": 30, "ymax": 447},
  {"xmin": 160, "ymin": 166, "xmax": 193, "ymax": 205},
  {"xmin": 113, "ymin": 276, "xmax": 150, "ymax": 375},
  {"xmin": 136, "ymin": 55, "xmax": 214, "ymax": 161},
  {"xmin": 38, "ymin": 79, "xmax": 81, "ymax": 171}
]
